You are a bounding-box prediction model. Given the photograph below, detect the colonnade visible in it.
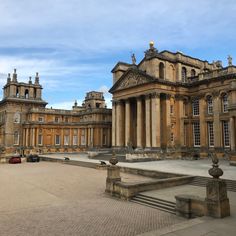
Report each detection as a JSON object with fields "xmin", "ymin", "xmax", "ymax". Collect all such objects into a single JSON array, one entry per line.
[{"xmin": 112, "ymin": 92, "xmax": 165, "ymax": 149}]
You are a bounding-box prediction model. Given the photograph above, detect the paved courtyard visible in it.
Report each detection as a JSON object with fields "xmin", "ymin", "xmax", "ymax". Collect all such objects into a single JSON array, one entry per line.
[{"xmin": 0, "ymin": 162, "xmax": 184, "ymax": 236}]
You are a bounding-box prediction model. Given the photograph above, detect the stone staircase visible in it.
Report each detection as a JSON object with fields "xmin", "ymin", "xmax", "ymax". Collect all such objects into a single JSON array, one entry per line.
[
  {"xmin": 130, "ymin": 193, "xmax": 176, "ymax": 214},
  {"xmin": 190, "ymin": 176, "xmax": 236, "ymax": 192}
]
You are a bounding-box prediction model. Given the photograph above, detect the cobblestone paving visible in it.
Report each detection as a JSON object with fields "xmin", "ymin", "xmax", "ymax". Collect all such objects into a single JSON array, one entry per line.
[{"xmin": 0, "ymin": 162, "xmax": 184, "ymax": 236}]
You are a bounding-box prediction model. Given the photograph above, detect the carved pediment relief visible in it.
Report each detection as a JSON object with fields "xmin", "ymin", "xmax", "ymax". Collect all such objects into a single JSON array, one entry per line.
[{"xmin": 116, "ymin": 72, "xmax": 152, "ymax": 90}]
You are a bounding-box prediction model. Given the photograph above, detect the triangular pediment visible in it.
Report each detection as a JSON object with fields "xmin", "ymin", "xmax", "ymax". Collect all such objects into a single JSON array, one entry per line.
[{"xmin": 110, "ymin": 69, "xmax": 155, "ymax": 93}]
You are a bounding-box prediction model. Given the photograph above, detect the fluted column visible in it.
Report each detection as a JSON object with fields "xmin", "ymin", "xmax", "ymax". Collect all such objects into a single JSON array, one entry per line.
[
  {"xmin": 125, "ymin": 100, "xmax": 131, "ymax": 146},
  {"xmin": 137, "ymin": 97, "xmax": 142, "ymax": 148},
  {"xmin": 213, "ymin": 93, "xmax": 222, "ymax": 148},
  {"xmin": 151, "ymin": 92, "xmax": 160, "ymax": 148},
  {"xmin": 145, "ymin": 94, "xmax": 151, "ymax": 148},
  {"xmin": 112, "ymin": 101, "xmax": 116, "ymax": 147},
  {"xmin": 200, "ymin": 97, "xmax": 206, "ymax": 147},
  {"xmin": 230, "ymin": 117, "xmax": 235, "ymax": 151},
  {"xmin": 116, "ymin": 101, "xmax": 124, "ymax": 146}
]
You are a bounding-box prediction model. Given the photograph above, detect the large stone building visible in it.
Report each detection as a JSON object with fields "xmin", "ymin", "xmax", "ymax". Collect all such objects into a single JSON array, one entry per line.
[
  {"xmin": 0, "ymin": 69, "xmax": 112, "ymax": 161},
  {"xmin": 110, "ymin": 42, "xmax": 236, "ymax": 159}
]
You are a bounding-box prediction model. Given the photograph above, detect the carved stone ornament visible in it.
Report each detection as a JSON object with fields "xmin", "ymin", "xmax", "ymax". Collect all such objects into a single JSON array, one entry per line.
[
  {"xmin": 117, "ymin": 72, "xmax": 151, "ymax": 90},
  {"xmin": 208, "ymin": 152, "xmax": 223, "ymax": 179},
  {"xmin": 109, "ymin": 151, "xmax": 118, "ymax": 165}
]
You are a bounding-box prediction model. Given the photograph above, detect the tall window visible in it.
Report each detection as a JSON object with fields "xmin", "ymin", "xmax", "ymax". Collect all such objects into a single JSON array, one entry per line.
[
  {"xmin": 208, "ymin": 122, "xmax": 214, "ymax": 147},
  {"xmin": 222, "ymin": 94, "xmax": 228, "ymax": 113},
  {"xmin": 159, "ymin": 62, "xmax": 164, "ymax": 79},
  {"xmin": 38, "ymin": 134, "xmax": 43, "ymax": 145},
  {"xmin": 207, "ymin": 96, "xmax": 213, "ymax": 114},
  {"xmin": 184, "ymin": 124, "xmax": 187, "ymax": 146},
  {"xmin": 193, "ymin": 122, "xmax": 200, "ymax": 147},
  {"xmin": 191, "ymin": 69, "xmax": 196, "ymax": 77},
  {"xmin": 14, "ymin": 131, "xmax": 19, "ymax": 145},
  {"xmin": 55, "ymin": 117, "xmax": 60, "ymax": 123},
  {"xmin": 223, "ymin": 121, "xmax": 230, "ymax": 147},
  {"xmin": 81, "ymin": 129, "xmax": 86, "ymax": 145},
  {"xmin": 182, "ymin": 67, "xmax": 187, "ymax": 82},
  {"xmin": 73, "ymin": 135, "xmax": 78, "ymax": 145},
  {"xmin": 25, "ymin": 89, "xmax": 29, "ymax": 99},
  {"xmin": 55, "ymin": 135, "xmax": 60, "ymax": 145},
  {"xmin": 192, "ymin": 98, "xmax": 199, "ymax": 116},
  {"xmin": 64, "ymin": 135, "xmax": 69, "ymax": 145}
]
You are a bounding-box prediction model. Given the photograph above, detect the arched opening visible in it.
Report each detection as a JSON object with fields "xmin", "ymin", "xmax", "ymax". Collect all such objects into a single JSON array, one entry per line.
[
  {"xmin": 159, "ymin": 62, "xmax": 164, "ymax": 79},
  {"xmin": 25, "ymin": 89, "xmax": 29, "ymax": 99},
  {"xmin": 191, "ymin": 69, "xmax": 196, "ymax": 77},
  {"xmin": 34, "ymin": 88, "xmax": 37, "ymax": 98},
  {"xmin": 182, "ymin": 67, "xmax": 187, "ymax": 82},
  {"xmin": 16, "ymin": 88, "xmax": 19, "ymax": 98}
]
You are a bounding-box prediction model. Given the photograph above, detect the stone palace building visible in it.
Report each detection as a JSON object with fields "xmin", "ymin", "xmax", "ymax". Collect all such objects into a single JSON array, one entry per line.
[
  {"xmin": 0, "ymin": 69, "xmax": 112, "ymax": 161},
  {"xmin": 110, "ymin": 42, "xmax": 236, "ymax": 159}
]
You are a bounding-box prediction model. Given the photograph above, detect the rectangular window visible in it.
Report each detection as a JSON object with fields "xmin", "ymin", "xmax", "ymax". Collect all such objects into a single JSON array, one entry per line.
[
  {"xmin": 208, "ymin": 122, "xmax": 214, "ymax": 147},
  {"xmin": 55, "ymin": 117, "xmax": 59, "ymax": 123},
  {"xmin": 192, "ymin": 99, "xmax": 199, "ymax": 116},
  {"xmin": 223, "ymin": 121, "xmax": 230, "ymax": 147},
  {"xmin": 38, "ymin": 117, "xmax": 44, "ymax": 122},
  {"xmin": 55, "ymin": 135, "xmax": 60, "ymax": 145},
  {"xmin": 64, "ymin": 135, "xmax": 69, "ymax": 145},
  {"xmin": 38, "ymin": 134, "xmax": 43, "ymax": 145},
  {"xmin": 81, "ymin": 129, "xmax": 86, "ymax": 145},
  {"xmin": 73, "ymin": 135, "xmax": 78, "ymax": 145},
  {"xmin": 14, "ymin": 131, "xmax": 19, "ymax": 145},
  {"xmin": 193, "ymin": 122, "xmax": 200, "ymax": 147}
]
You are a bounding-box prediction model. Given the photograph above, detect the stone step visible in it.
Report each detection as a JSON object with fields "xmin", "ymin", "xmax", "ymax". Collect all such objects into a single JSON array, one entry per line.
[{"xmin": 131, "ymin": 194, "xmax": 176, "ymax": 214}]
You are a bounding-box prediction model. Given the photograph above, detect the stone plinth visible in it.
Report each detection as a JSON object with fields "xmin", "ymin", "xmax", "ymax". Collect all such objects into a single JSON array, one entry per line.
[
  {"xmin": 205, "ymin": 179, "xmax": 230, "ymax": 218},
  {"xmin": 105, "ymin": 165, "xmax": 121, "ymax": 196}
]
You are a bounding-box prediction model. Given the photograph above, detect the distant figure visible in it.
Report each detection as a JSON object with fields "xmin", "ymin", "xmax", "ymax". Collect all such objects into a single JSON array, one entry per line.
[
  {"xmin": 228, "ymin": 55, "xmax": 233, "ymax": 66},
  {"xmin": 131, "ymin": 53, "xmax": 136, "ymax": 65},
  {"xmin": 100, "ymin": 161, "xmax": 106, "ymax": 165},
  {"xmin": 64, "ymin": 157, "xmax": 70, "ymax": 161}
]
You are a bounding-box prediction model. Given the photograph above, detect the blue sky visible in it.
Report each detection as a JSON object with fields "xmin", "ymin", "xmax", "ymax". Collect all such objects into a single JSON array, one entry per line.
[{"xmin": 0, "ymin": 0, "xmax": 235, "ymax": 109}]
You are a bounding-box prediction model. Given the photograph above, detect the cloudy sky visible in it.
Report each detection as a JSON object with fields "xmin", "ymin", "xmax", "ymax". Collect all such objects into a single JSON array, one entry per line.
[{"xmin": 0, "ymin": 0, "xmax": 235, "ymax": 109}]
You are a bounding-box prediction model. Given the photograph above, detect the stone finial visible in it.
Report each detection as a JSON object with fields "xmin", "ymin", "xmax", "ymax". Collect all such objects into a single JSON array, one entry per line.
[
  {"xmin": 29, "ymin": 76, "xmax": 32, "ymax": 84},
  {"xmin": 109, "ymin": 151, "xmax": 118, "ymax": 165},
  {"xmin": 74, "ymin": 100, "xmax": 78, "ymax": 107},
  {"xmin": 131, "ymin": 53, "xmax": 136, "ymax": 65},
  {"xmin": 12, "ymin": 68, "xmax": 17, "ymax": 82},
  {"xmin": 7, "ymin": 73, "xmax": 11, "ymax": 83},
  {"xmin": 208, "ymin": 152, "xmax": 223, "ymax": 179},
  {"xmin": 227, "ymin": 55, "xmax": 233, "ymax": 66},
  {"xmin": 145, "ymin": 40, "xmax": 158, "ymax": 59},
  {"xmin": 35, "ymin": 72, "xmax": 39, "ymax": 85},
  {"xmin": 149, "ymin": 41, "xmax": 155, "ymax": 49}
]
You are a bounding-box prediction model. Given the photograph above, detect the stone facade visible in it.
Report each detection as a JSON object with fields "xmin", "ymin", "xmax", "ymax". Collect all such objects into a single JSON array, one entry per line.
[
  {"xmin": 0, "ymin": 70, "xmax": 112, "ymax": 161},
  {"xmin": 110, "ymin": 42, "xmax": 236, "ymax": 158}
]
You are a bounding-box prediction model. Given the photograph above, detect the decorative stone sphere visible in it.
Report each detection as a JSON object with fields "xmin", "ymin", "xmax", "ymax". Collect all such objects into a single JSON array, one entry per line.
[
  {"xmin": 109, "ymin": 152, "xmax": 118, "ymax": 165},
  {"xmin": 149, "ymin": 41, "xmax": 154, "ymax": 48}
]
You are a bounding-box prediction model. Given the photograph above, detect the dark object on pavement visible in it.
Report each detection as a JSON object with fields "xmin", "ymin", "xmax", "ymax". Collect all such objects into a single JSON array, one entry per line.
[
  {"xmin": 64, "ymin": 157, "xmax": 70, "ymax": 161},
  {"xmin": 100, "ymin": 161, "xmax": 106, "ymax": 165},
  {"xmin": 9, "ymin": 157, "xmax": 21, "ymax": 164},
  {"xmin": 27, "ymin": 154, "xmax": 40, "ymax": 162}
]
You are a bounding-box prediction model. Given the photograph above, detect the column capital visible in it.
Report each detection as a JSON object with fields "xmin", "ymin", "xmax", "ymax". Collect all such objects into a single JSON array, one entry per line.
[
  {"xmin": 150, "ymin": 92, "xmax": 160, "ymax": 98},
  {"xmin": 144, "ymin": 94, "xmax": 151, "ymax": 99}
]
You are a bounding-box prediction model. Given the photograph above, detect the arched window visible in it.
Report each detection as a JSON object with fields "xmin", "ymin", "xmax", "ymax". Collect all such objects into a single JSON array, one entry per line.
[
  {"xmin": 207, "ymin": 96, "xmax": 213, "ymax": 114},
  {"xmin": 182, "ymin": 67, "xmax": 187, "ymax": 82},
  {"xmin": 191, "ymin": 69, "xmax": 196, "ymax": 77},
  {"xmin": 25, "ymin": 89, "xmax": 29, "ymax": 99},
  {"xmin": 159, "ymin": 62, "xmax": 164, "ymax": 79},
  {"xmin": 16, "ymin": 88, "xmax": 19, "ymax": 98},
  {"xmin": 222, "ymin": 94, "xmax": 228, "ymax": 113},
  {"xmin": 192, "ymin": 98, "xmax": 199, "ymax": 116}
]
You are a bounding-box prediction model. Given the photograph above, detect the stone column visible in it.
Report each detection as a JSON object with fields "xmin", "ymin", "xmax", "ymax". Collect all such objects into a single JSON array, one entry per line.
[
  {"xmin": 136, "ymin": 97, "xmax": 142, "ymax": 148},
  {"xmin": 116, "ymin": 101, "xmax": 124, "ymax": 147},
  {"xmin": 151, "ymin": 92, "xmax": 160, "ymax": 148},
  {"xmin": 25, "ymin": 128, "xmax": 29, "ymax": 147},
  {"xmin": 91, "ymin": 128, "xmax": 94, "ymax": 147},
  {"xmin": 230, "ymin": 117, "xmax": 235, "ymax": 151},
  {"xmin": 165, "ymin": 94, "xmax": 171, "ymax": 147},
  {"xmin": 145, "ymin": 94, "xmax": 151, "ymax": 148},
  {"xmin": 32, "ymin": 128, "xmax": 35, "ymax": 147},
  {"xmin": 213, "ymin": 93, "xmax": 222, "ymax": 148},
  {"xmin": 125, "ymin": 100, "xmax": 131, "ymax": 146},
  {"xmin": 112, "ymin": 101, "xmax": 116, "ymax": 147}
]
